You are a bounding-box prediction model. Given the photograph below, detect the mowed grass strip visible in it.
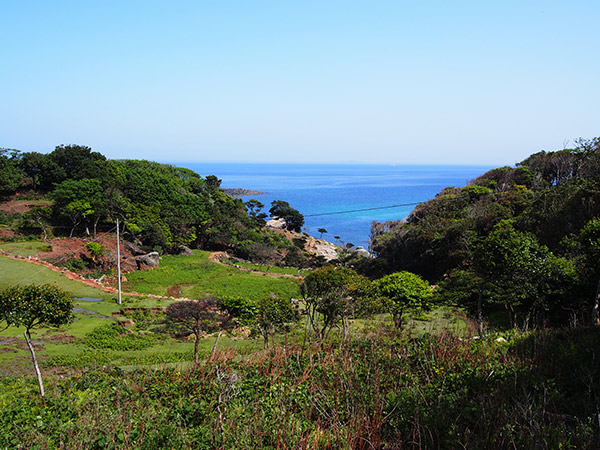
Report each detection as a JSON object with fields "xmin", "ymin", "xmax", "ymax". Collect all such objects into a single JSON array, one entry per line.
[{"xmin": 123, "ymin": 250, "xmax": 301, "ymax": 300}]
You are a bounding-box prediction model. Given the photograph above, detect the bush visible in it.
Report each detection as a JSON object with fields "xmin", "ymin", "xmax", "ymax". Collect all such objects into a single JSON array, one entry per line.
[{"xmin": 84, "ymin": 324, "xmax": 157, "ymax": 351}]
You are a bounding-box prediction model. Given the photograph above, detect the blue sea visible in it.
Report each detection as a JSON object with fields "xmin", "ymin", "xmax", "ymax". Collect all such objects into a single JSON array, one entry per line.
[{"xmin": 178, "ymin": 163, "xmax": 492, "ymax": 249}]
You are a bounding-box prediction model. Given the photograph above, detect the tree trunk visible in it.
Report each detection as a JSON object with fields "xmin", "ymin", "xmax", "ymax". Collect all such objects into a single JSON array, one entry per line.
[
  {"xmin": 36, "ymin": 217, "xmax": 47, "ymax": 240},
  {"xmin": 24, "ymin": 330, "xmax": 45, "ymax": 398},
  {"xmin": 341, "ymin": 316, "xmax": 349, "ymax": 340},
  {"xmin": 211, "ymin": 330, "xmax": 223, "ymax": 359},
  {"xmin": 477, "ymin": 282, "xmax": 484, "ymax": 336},
  {"xmin": 193, "ymin": 333, "xmax": 200, "ymax": 366},
  {"xmin": 93, "ymin": 216, "xmax": 100, "ymax": 239}
]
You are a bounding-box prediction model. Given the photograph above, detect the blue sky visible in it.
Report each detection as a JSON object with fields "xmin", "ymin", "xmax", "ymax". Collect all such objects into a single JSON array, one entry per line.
[{"xmin": 1, "ymin": 1, "xmax": 598, "ymax": 165}]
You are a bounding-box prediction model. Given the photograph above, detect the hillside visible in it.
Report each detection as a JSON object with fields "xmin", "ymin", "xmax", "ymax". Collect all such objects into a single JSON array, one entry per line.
[{"xmin": 372, "ymin": 137, "xmax": 600, "ymax": 329}]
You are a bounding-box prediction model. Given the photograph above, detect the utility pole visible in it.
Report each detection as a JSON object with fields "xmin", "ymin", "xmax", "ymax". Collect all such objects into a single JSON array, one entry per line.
[{"xmin": 116, "ymin": 217, "xmax": 122, "ymax": 305}]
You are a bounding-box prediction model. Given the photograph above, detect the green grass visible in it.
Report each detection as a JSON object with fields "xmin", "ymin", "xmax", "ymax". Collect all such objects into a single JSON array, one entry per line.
[
  {"xmin": 0, "ymin": 241, "xmax": 53, "ymax": 257},
  {"xmin": 124, "ymin": 250, "xmax": 301, "ymax": 300},
  {"xmin": 224, "ymin": 258, "xmax": 307, "ymax": 275}
]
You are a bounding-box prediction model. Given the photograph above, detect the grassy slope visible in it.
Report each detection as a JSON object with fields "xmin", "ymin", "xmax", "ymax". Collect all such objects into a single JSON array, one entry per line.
[
  {"xmin": 123, "ymin": 250, "xmax": 301, "ymax": 300},
  {"xmin": 0, "ymin": 250, "xmax": 300, "ymax": 373}
]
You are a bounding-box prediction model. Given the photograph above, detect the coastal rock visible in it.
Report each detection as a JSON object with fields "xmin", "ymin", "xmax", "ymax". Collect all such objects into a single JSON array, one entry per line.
[
  {"xmin": 305, "ymin": 239, "xmax": 339, "ymax": 262},
  {"xmin": 221, "ymin": 188, "xmax": 265, "ymax": 198},
  {"xmin": 267, "ymin": 218, "xmax": 286, "ymax": 229},
  {"xmin": 136, "ymin": 252, "xmax": 160, "ymax": 269},
  {"xmin": 354, "ymin": 246, "xmax": 371, "ymax": 257},
  {"xmin": 178, "ymin": 245, "xmax": 194, "ymax": 256}
]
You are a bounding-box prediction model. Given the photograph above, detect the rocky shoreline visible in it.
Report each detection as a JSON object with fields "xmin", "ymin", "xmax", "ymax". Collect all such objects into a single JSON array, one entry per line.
[{"xmin": 222, "ymin": 188, "xmax": 265, "ymax": 198}]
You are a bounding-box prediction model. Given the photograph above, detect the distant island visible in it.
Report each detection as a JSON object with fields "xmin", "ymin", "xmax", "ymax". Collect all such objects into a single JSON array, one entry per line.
[{"xmin": 221, "ymin": 188, "xmax": 265, "ymax": 197}]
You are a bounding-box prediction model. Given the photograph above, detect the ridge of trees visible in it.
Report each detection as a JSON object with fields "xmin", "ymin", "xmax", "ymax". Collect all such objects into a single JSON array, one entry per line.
[
  {"xmin": 1, "ymin": 144, "xmax": 311, "ymax": 266},
  {"xmin": 370, "ymin": 137, "xmax": 600, "ymax": 329}
]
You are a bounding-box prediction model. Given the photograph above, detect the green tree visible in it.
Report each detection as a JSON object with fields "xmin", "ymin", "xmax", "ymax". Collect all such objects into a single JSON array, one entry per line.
[
  {"xmin": 0, "ymin": 149, "xmax": 23, "ymax": 196},
  {"xmin": 165, "ymin": 298, "xmax": 231, "ymax": 365},
  {"xmin": 269, "ymin": 200, "xmax": 304, "ymax": 233},
  {"xmin": 0, "ymin": 284, "xmax": 74, "ymax": 397},
  {"xmin": 18, "ymin": 151, "xmax": 64, "ymax": 191},
  {"xmin": 318, "ymin": 228, "xmax": 327, "ymax": 239},
  {"xmin": 301, "ymin": 266, "xmax": 373, "ymax": 340},
  {"xmin": 219, "ymin": 296, "xmax": 258, "ymax": 326},
  {"xmin": 578, "ymin": 218, "xmax": 600, "ymax": 325},
  {"xmin": 20, "ymin": 206, "xmax": 52, "ymax": 240},
  {"xmin": 376, "ymin": 271, "xmax": 432, "ymax": 329},
  {"xmin": 255, "ymin": 295, "xmax": 297, "ymax": 348},
  {"xmin": 245, "ymin": 199, "xmax": 267, "ymax": 227},
  {"xmin": 474, "ymin": 220, "xmax": 577, "ymax": 329}
]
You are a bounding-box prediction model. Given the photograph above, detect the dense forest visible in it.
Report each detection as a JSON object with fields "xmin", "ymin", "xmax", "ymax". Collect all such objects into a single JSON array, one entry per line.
[
  {"xmin": 371, "ymin": 137, "xmax": 600, "ymax": 330},
  {"xmin": 0, "ymin": 144, "xmax": 316, "ymax": 267}
]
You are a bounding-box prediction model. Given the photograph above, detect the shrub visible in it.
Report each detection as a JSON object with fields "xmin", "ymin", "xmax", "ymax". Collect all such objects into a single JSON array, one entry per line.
[{"xmin": 84, "ymin": 324, "xmax": 157, "ymax": 351}]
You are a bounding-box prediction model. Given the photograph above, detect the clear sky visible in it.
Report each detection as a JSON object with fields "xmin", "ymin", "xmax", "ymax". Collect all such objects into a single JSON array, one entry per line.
[{"xmin": 1, "ymin": 1, "xmax": 598, "ymax": 165}]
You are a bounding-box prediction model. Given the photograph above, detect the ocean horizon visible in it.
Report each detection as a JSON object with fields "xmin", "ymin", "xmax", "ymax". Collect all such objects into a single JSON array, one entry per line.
[{"xmin": 172, "ymin": 162, "xmax": 494, "ymax": 249}]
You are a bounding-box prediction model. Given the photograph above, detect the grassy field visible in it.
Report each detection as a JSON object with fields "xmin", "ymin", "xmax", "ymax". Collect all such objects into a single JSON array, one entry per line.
[
  {"xmin": 223, "ymin": 257, "xmax": 308, "ymax": 276},
  {"xmin": 0, "ymin": 251, "xmax": 301, "ymax": 375},
  {"xmin": 0, "ymin": 250, "xmax": 471, "ymax": 381},
  {"xmin": 0, "ymin": 241, "xmax": 54, "ymax": 257},
  {"xmin": 123, "ymin": 250, "xmax": 301, "ymax": 300}
]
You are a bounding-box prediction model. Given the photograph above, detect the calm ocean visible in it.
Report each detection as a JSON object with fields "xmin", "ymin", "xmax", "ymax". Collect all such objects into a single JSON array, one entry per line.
[{"xmin": 178, "ymin": 163, "xmax": 492, "ymax": 249}]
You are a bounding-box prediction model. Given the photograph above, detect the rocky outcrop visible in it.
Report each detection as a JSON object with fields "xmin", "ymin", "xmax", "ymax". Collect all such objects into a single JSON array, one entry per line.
[
  {"xmin": 221, "ymin": 188, "xmax": 265, "ymax": 198},
  {"xmin": 124, "ymin": 240, "xmax": 146, "ymax": 256},
  {"xmin": 267, "ymin": 218, "xmax": 286, "ymax": 228},
  {"xmin": 136, "ymin": 252, "xmax": 160, "ymax": 269},
  {"xmin": 178, "ymin": 245, "xmax": 194, "ymax": 256}
]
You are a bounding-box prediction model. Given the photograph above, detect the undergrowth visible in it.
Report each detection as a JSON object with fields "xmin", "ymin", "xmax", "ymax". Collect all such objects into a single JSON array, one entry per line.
[{"xmin": 1, "ymin": 326, "xmax": 599, "ymax": 449}]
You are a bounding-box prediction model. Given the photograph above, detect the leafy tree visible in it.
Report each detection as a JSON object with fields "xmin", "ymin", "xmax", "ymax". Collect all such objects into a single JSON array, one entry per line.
[
  {"xmin": 255, "ymin": 296, "xmax": 297, "ymax": 348},
  {"xmin": 0, "ymin": 284, "xmax": 74, "ymax": 397},
  {"xmin": 474, "ymin": 220, "xmax": 577, "ymax": 329},
  {"xmin": 376, "ymin": 271, "xmax": 432, "ymax": 329},
  {"xmin": 165, "ymin": 298, "xmax": 231, "ymax": 365},
  {"xmin": 18, "ymin": 151, "xmax": 64, "ymax": 191},
  {"xmin": 49, "ymin": 144, "xmax": 106, "ymax": 181},
  {"xmin": 85, "ymin": 242, "xmax": 106, "ymax": 264},
  {"xmin": 20, "ymin": 206, "xmax": 52, "ymax": 240},
  {"xmin": 219, "ymin": 296, "xmax": 258, "ymax": 326},
  {"xmin": 269, "ymin": 200, "xmax": 304, "ymax": 233},
  {"xmin": 578, "ymin": 218, "xmax": 600, "ymax": 325},
  {"xmin": 301, "ymin": 266, "xmax": 374, "ymax": 340},
  {"xmin": 0, "ymin": 149, "xmax": 23, "ymax": 196},
  {"xmin": 52, "ymin": 178, "xmax": 104, "ymax": 236},
  {"xmin": 318, "ymin": 228, "xmax": 327, "ymax": 239},
  {"xmin": 245, "ymin": 199, "xmax": 267, "ymax": 227}
]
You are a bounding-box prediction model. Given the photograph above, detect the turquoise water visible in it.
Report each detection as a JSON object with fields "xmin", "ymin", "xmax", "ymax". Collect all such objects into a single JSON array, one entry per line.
[{"xmin": 178, "ymin": 163, "xmax": 492, "ymax": 248}]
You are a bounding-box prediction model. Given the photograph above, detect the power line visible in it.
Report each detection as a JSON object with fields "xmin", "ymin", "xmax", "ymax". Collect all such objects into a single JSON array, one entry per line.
[{"xmin": 303, "ymin": 202, "xmax": 421, "ymax": 217}]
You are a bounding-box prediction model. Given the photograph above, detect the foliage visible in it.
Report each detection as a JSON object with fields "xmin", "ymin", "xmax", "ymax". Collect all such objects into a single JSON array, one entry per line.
[
  {"xmin": 254, "ymin": 295, "xmax": 297, "ymax": 347},
  {"xmin": 301, "ymin": 266, "xmax": 375, "ymax": 339},
  {"xmin": 219, "ymin": 296, "xmax": 258, "ymax": 326},
  {"xmin": 85, "ymin": 242, "xmax": 106, "ymax": 259},
  {"xmin": 0, "ymin": 327, "xmax": 599, "ymax": 449},
  {"xmin": 372, "ymin": 137, "xmax": 600, "ymax": 328},
  {"xmin": 165, "ymin": 298, "xmax": 231, "ymax": 365},
  {"xmin": 269, "ymin": 200, "xmax": 305, "ymax": 233},
  {"xmin": 0, "ymin": 283, "xmax": 74, "ymax": 397},
  {"xmin": 376, "ymin": 271, "xmax": 432, "ymax": 329},
  {"xmin": 0, "ymin": 284, "xmax": 74, "ymax": 331},
  {"xmin": 84, "ymin": 324, "xmax": 157, "ymax": 351},
  {"xmin": 0, "ymin": 149, "xmax": 23, "ymax": 196}
]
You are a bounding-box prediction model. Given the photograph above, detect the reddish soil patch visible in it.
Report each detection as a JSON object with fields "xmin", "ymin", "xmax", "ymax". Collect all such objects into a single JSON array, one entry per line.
[{"xmin": 0, "ymin": 195, "xmax": 53, "ymax": 215}]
